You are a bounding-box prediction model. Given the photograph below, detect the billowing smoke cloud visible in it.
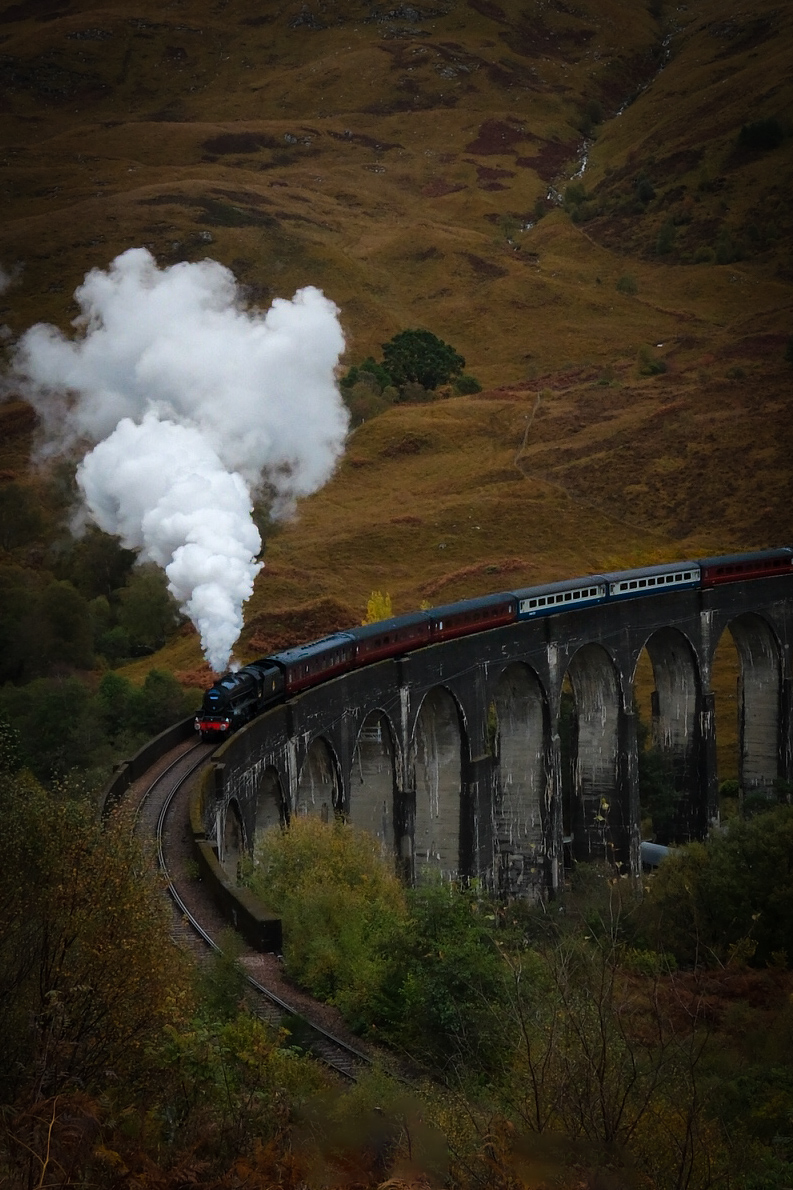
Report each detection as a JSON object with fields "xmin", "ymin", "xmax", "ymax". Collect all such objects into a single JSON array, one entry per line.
[{"xmin": 12, "ymin": 248, "xmax": 348, "ymax": 671}]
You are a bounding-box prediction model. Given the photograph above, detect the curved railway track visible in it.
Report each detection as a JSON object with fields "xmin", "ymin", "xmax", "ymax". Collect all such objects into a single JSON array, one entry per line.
[{"xmin": 131, "ymin": 740, "xmax": 374, "ymax": 1083}]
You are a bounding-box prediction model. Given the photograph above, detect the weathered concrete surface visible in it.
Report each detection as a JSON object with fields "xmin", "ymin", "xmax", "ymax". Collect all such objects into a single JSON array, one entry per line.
[
  {"xmin": 205, "ymin": 575, "xmax": 793, "ymax": 896},
  {"xmin": 413, "ymin": 686, "xmax": 463, "ymax": 878},
  {"xmin": 493, "ymin": 663, "xmax": 548, "ymax": 896},
  {"xmin": 643, "ymin": 628, "xmax": 701, "ymax": 842},
  {"xmin": 350, "ymin": 711, "xmax": 397, "ymax": 856}
]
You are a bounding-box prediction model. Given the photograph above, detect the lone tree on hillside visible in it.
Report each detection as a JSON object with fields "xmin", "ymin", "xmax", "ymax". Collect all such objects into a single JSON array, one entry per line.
[{"xmin": 382, "ymin": 329, "xmax": 465, "ymax": 391}]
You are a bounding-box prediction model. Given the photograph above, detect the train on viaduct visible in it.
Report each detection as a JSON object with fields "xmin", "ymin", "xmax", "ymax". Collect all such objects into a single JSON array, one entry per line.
[{"xmin": 198, "ymin": 554, "xmax": 793, "ymax": 899}]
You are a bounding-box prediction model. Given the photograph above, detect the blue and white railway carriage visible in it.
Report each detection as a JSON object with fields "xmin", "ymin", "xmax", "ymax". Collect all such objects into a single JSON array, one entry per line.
[
  {"xmin": 602, "ymin": 561, "xmax": 700, "ymax": 601},
  {"xmin": 512, "ymin": 576, "xmax": 608, "ymax": 620}
]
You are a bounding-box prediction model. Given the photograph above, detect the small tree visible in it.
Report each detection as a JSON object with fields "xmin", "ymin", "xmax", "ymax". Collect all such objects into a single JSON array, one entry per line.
[
  {"xmin": 381, "ymin": 329, "xmax": 465, "ymax": 391},
  {"xmin": 362, "ymin": 591, "xmax": 393, "ymax": 624}
]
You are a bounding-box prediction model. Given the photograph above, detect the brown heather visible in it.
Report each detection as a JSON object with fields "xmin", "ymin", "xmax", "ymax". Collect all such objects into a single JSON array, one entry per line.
[{"xmin": 1, "ymin": 0, "xmax": 791, "ymax": 769}]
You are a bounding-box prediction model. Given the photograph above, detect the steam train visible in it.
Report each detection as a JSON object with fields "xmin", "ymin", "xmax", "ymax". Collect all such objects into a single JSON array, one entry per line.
[{"xmin": 194, "ymin": 548, "xmax": 793, "ymax": 741}]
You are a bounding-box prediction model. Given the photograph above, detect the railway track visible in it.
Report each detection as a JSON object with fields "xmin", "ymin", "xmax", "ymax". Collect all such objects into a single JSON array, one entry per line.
[{"xmin": 132, "ymin": 740, "xmax": 374, "ymax": 1082}]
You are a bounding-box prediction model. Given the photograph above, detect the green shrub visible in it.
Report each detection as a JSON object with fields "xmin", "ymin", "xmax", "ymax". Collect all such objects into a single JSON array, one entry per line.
[
  {"xmin": 564, "ymin": 181, "xmax": 587, "ymax": 208},
  {"xmin": 637, "ymin": 805, "xmax": 793, "ymax": 967},
  {"xmin": 616, "ymin": 274, "xmax": 638, "ymax": 295},
  {"xmin": 715, "ymin": 230, "xmax": 743, "ymax": 265},
  {"xmin": 638, "ymin": 346, "xmax": 667, "ymax": 376},
  {"xmin": 694, "ymin": 245, "xmax": 715, "ymax": 264},
  {"xmin": 738, "ymin": 117, "xmax": 784, "ymax": 153},
  {"xmin": 340, "ymin": 356, "xmax": 393, "ymax": 393},
  {"xmin": 343, "ymin": 381, "xmax": 391, "ymax": 427},
  {"xmin": 248, "ymin": 817, "xmax": 407, "ymax": 1027},
  {"xmin": 634, "ymin": 173, "xmax": 656, "ymax": 203},
  {"xmin": 656, "ymin": 218, "xmax": 676, "ymax": 255},
  {"xmin": 454, "ymin": 373, "xmax": 482, "ymax": 395}
]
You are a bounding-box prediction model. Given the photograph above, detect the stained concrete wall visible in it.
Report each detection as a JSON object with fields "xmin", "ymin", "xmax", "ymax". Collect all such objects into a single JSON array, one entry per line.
[
  {"xmin": 493, "ymin": 663, "xmax": 548, "ymax": 896},
  {"xmin": 413, "ymin": 687, "xmax": 464, "ymax": 879},
  {"xmin": 295, "ymin": 736, "xmax": 339, "ymax": 820},
  {"xmin": 729, "ymin": 614, "xmax": 782, "ymax": 795},
  {"xmin": 349, "ymin": 711, "xmax": 398, "ymax": 856},
  {"xmin": 567, "ymin": 644, "xmax": 624, "ymax": 865},
  {"xmin": 642, "ymin": 628, "xmax": 702, "ymax": 842},
  {"xmin": 204, "ymin": 574, "xmax": 793, "ymax": 895},
  {"xmin": 254, "ymin": 768, "xmax": 285, "ymax": 835}
]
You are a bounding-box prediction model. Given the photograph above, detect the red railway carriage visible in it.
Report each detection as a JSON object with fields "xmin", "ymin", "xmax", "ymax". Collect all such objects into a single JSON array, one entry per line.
[
  {"xmin": 270, "ymin": 633, "xmax": 357, "ymax": 696},
  {"xmin": 349, "ymin": 613, "xmax": 431, "ymax": 666},
  {"xmin": 427, "ymin": 593, "xmax": 517, "ymax": 644},
  {"xmin": 699, "ymin": 548, "xmax": 793, "ymax": 587}
]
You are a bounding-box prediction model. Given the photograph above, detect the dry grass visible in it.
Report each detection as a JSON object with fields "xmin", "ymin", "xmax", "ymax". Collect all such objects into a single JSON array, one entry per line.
[{"xmin": 1, "ymin": 0, "xmax": 791, "ymax": 781}]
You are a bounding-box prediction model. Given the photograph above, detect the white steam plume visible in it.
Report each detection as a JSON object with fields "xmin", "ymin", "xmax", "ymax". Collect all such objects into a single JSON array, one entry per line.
[{"xmin": 13, "ymin": 247, "xmax": 348, "ymax": 671}]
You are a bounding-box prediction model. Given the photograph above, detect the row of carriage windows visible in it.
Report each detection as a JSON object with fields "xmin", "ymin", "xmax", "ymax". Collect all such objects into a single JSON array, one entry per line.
[
  {"xmin": 614, "ymin": 570, "xmax": 695, "ymax": 593},
  {"xmin": 524, "ymin": 584, "xmax": 604, "ymax": 610}
]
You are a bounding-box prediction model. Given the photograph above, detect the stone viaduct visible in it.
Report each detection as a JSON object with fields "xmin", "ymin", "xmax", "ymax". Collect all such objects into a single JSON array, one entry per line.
[{"xmin": 202, "ymin": 572, "xmax": 793, "ymax": 898}]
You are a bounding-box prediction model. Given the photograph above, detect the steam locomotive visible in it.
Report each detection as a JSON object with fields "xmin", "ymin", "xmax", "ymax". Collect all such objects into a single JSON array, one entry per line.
[{"xmin": 194, "ymin": 547, "xmax": 793, "ymax": 741}]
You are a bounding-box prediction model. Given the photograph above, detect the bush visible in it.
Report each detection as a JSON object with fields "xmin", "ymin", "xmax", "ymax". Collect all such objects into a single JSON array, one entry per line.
[
  {"xmin": 637, "ymin": 805, "xmax": 793, "ymax": 967},
  {"xmin": 343, "ymin": 381, "xmax": 392, "ymax": 427},
  {"xmin": 715, "ymin": 230, "xmax": 743, "ymax": 265},
  {"xmin": 638, "ymin": 346, "xmax": 667, "ymax": 376},
  {"xmin": 248, "ymin": 818, "xmax": 407, "ymax": 1027},
  {"xmin": 616, "ymin": 274, "xmax": 638, "ymax": 295},
  {"xmin": 0, "ymin": 771, "xmax": 186, "ymax": 1102},
  {"xmin": 656, "ymin": 218, "xmax": 676, "ymax": 255},
  {"xmin": 247, "ymin": 820, "xmax": 513, "ymax": 1071},
  {"xmin": 454, "ymin": 373, "xmax": 482, "ymax": 395},
  {"xmin": 634, "ymin": 173, "xmax": 656, "ymax": 203},
  {"xmin": 738, "ymin": 117, "xmax": 784, "ymax": 153},
  {"xmin": 340, "ymin": 356, "xmax": 393, "ymax": 393}
]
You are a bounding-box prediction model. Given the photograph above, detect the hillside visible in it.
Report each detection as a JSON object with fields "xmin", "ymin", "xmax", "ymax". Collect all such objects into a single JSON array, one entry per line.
[{"xmin": 1, "ymin": 0, "xmax": 791, "ymax": 685}]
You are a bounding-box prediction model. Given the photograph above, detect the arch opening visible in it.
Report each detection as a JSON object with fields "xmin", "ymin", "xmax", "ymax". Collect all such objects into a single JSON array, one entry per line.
[
  {"xmin": 295, "ymin": 737, "xmax": 340, "ymax": 821},
  {"xmin": 564, "ymin": 644, "xmax": 626, "ymax": 868},
  {"xmin": 221, "ymin": 799, "xmax": 245, "ymax": 883},
  {"xmin": 716, "ymin": 614, "xmax": 782, "ymax": 811},
  {"xmin": 634, "ymin": 629, "xmax": 701, "ymax": 844},
  {"xmin": 492, "ymin": 663, "xmax": 549, "ymax": 897},
  {"xmin": 255, "ymin": 766, "xmax": 286, "ymax": 837},
  {"xmin": 350, "ymin": 711, "xmax": 398, "ymax": 860},
  {"xmin": 412, "ymin": 686, "xmax": 464, "ymax": 880}
]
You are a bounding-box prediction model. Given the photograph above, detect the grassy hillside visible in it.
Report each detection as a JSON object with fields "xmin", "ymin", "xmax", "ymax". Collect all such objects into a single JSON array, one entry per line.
[{"xmin": 1, "ymin": 0, "xmax": 791, "ymax": 697}]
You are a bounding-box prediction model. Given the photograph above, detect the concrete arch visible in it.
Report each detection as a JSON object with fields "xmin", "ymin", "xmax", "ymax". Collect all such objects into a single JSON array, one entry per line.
[
  {"xmin": 719, "ymin": 613, "xmax": 783, "ymax": 796},
  {"xmin": 255, "ymin": 766, "xmax": 286, "ymax": 836},
  {"xmin": 637, "ymin": 627, "xmax": 702, "ymax": 842},
  {"xmin": 492, "ymin": 662, "xmax": 550, "ymax": 897},
  {"xmin": 350, "ymin": 710, "xmax": 398, "ymax": 858},
  {"xmin": 565, "ymin": 643, "xmax": 626, "ymax": 866},
  {"xmin": 295, "ymin": 736, "xmax": 340, "ymax": 820},
  {"xmin": 222, "ymin": 799, "xmax": 245, "ymax": 883},
  {"xmin": 412, "ymin": 685, "xmax": 466, "ymax": 879}
]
